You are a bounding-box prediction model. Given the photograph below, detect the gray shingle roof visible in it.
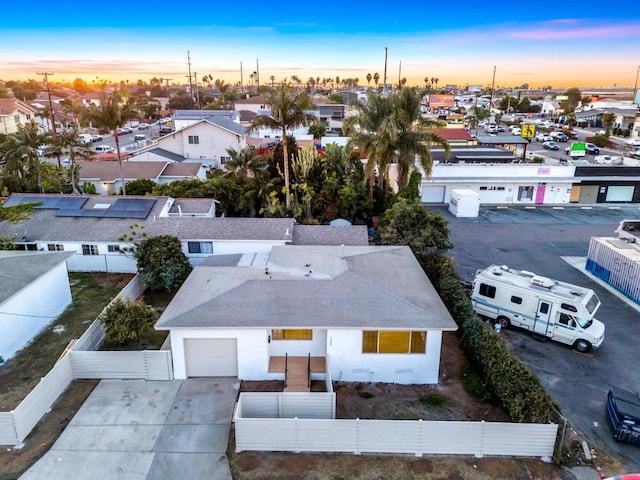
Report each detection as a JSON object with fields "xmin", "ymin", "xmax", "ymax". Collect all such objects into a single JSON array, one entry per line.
[
  {"xmin": 292, "ymin": 225, "xmax": 369, "ymax": 246},
  {"xmin": 0, "ymin": 194, "xmax": 295, "ymax": 243},
  {"xmin": 147, "ymin": 148, "xmax": 187, "ymax": 162},
  {"xmin": 0, "ymin": 251, "xmax": 73, "ymax": 303},
  {"xmin": 155, "ymin": 245, "xmax": 457, "ymax": 331}
]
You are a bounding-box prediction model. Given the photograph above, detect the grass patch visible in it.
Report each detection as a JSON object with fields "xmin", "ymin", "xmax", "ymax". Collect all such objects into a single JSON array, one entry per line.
[
  {"xmin": 0, "ymin": 272, "xmax": 134, "ymax": 410},
  {"xmin": 358, "ymin": 391, "xmax": 375, "ymax": 399},
  {"xmin": 419, "ymin": 393, "xmax": 450, "ymax": 407}
]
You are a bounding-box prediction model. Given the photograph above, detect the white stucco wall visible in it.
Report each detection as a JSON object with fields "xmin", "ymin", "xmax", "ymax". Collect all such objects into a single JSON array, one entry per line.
[
  {"xmin": 168, "ymin": 327, "xmax": 443, "ymax": 384},
  {"xmin": 39, "ymin": 243, "xmax": 138, "ymax": 273},
  {"xmin": 326, "ymin": 329, "xmax": 443, "ymax": 384},
  {"xmin": 0, "ymin": 261, "xmax": 72, "ymax": 361},
  {"xmin": 156, "ymin": 122, "xmax": 246, "ymax": 164}
]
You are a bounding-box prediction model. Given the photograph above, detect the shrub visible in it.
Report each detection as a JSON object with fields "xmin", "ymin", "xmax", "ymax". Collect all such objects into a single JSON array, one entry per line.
[
  {"xmin": 419, "ymin": 394, "xmax": 449, "ymax": 407},
  {"xmin": 135, "ymin": 235, "xmax": 193, "ymax": 291},
  {"xmin": 100, "ymin": 298, "xmax": 159, "ymax": 344}
]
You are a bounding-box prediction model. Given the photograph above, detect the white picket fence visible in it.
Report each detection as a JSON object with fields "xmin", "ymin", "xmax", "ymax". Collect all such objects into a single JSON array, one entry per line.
[
  {"xmin": 235, "ymin": 392, "xmax": 558, "ymax": 458},
  {"xmin": 0, "ymin": 274, "xmax": 173, "ymax": 446}
]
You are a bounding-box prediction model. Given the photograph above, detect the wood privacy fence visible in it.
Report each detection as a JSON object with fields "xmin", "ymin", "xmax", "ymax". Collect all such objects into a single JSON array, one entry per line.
[
  {"xmin": 234, "ymin": 393, "xmax": 558, "ymax": 458},
  {"xmin": 0, "ymin": 274, "xmax": 174, "ymax": 446}
]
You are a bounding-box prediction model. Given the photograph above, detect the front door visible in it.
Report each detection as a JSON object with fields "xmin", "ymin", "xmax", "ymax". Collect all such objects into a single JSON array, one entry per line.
[{"xmin": 534, "ymin": 300, "xmax": 552, "ymax": 335}]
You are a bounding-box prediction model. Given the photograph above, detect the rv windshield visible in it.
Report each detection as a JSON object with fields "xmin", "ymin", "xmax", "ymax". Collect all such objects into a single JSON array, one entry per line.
[
  {"xmin": 576, "ymin": 317, "xmax": 592, "ymax": 329},
  {"xmin": 585, "ymin": 293, "xmax": 600, "ymax": 314}
]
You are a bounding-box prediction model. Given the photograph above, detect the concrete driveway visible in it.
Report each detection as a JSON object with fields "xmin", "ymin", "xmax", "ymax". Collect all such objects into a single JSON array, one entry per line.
[{"xmin": 21, "ymin": 378, "xmax": 239, "ymax": 480}]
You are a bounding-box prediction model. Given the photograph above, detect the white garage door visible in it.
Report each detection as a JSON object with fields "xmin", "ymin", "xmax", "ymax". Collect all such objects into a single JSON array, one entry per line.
[
  {"xmin": 184, "ymin": 338, "xmax": 238, "ymax": 377},
  {"xmin": 421, "ymin": 186, "xmax": 446, "ymax": 203}
]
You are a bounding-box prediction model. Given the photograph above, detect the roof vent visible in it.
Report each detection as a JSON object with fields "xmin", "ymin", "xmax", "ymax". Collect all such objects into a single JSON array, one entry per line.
[{"xmin": 531, "ymin": 276, "xmax": 554, "ymax": 288}]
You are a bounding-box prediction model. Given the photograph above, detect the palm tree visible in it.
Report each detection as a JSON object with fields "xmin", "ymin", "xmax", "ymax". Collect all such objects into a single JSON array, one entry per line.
[
  {"xmin": 565, "ymin": 112, "xmax": 577, "ymax": 131},
  {"xmin": 251, "ymin": 84, "xmax": 313, "ymax": 210},
  {"xmin": 83, "ymin": 91, "xmax": 138, "ymax": 195},
  {"xmin": 373, "ymin": 73, "xmax": 380, "ymax": 90},
  {"xmin": 602, "ymin": 112, "xmax": 616, "ymax": 137},
  {"xmin": 1, "ymin": 121, "xmax": 46, "ymax": 193},
  {"xmin": 366, "ymin": 73, "xmax": 372, "ymax": 87},
  {"xmin": 47, "ymin": 127, "xmax": 93, "ymax": 193}
]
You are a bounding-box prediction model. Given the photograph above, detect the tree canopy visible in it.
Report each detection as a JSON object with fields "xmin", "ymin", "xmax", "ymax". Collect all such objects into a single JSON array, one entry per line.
[{"xmin": 134, "ymin": 235, "xmax": 193, "ymax": 291}]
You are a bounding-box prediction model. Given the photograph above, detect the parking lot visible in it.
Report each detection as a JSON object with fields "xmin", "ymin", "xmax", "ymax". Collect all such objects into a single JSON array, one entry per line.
[{"xmin": 435, "ymin": 204, "xmax": 640, "ymax": 471}]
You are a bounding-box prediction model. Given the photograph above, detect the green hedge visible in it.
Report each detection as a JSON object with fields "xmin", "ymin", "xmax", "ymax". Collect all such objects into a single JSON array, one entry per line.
[{"xmin": 423, "ymin": 255, "xmax": 558, "ymax": 423}]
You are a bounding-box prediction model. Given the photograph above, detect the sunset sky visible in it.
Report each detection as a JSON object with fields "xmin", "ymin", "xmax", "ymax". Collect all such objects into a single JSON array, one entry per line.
[{"xmin": 2, "ymin": 0, "xmax": 639, "ymax": 90}]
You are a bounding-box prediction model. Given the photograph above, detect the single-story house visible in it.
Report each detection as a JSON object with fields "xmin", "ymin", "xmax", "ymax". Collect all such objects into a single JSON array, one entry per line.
[
  {"xmin": 0, "ymin": 251, "xmax": 73, "ymax": 362},
  {"xmin": 0, "ymin": 194, "xmax": 368, "ymax": 273},
  {"xmin": 155, "ymin": 245, "xmax": 458, "ymax": 384},
  {"xmin": 77, "ymin": 160, "xmax": 207, "ymax": 195}
]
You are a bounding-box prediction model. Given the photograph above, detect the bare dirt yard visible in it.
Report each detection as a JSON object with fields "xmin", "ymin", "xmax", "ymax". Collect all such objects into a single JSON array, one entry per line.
[{"xmin": 228, "ymin": 332, "xmax": 624, "ymax": 480}]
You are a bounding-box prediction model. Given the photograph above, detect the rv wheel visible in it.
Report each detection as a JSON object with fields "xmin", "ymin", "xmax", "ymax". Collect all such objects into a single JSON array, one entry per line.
[
  {"xmin": 497, "ymin": 317, "xmax": 510, "ymax": 329},
  {"xmin": 575, "ymin": 339, "xmax": 591, "ymax": 353}
]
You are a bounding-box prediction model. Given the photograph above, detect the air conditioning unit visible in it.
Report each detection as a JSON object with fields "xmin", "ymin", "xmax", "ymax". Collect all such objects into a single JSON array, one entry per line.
[{"xmin": 531, "ymin": 276, "xmax": 554, "ymax": 288}]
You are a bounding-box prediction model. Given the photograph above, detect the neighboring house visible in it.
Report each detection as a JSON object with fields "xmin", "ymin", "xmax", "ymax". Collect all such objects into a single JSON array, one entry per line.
[
  {"xmin": 234, "ymin": 95, "xmax": 268, "ymax": 115},
  {"xmin": 172, "ymin": 109, "xmax": 239, "ymax": 131},
  {"xmin": 0, "ymin": 251, "xmax": 73, "ymax": 362},
  {"xmin": 155, "ymin": 245, "xmax": 458, "ymax": 384},
  {"xmin": 430, "ymin": 128, "xmax": 476, "ymax": 147},
  {"xmin": 0, "ymin": 194, "xmax": 368, "ymax": 273},
  {"xmin": 135, "ymin": 118, "xmax": 247, "ymax": 169},
  {"xmin": 574, "ymin": 108, "xmax": 637, "ymax": 130},
  {"xmin": 80, "ymin": 93, "xmax": 103, "ymax": 107},
  {"xmin": 0, "ymin": 98, "xmax": 38, "ymax": 135},
  {"xmin": 77, "ymin": 160, "xmax": 207, "ymax": 195}
]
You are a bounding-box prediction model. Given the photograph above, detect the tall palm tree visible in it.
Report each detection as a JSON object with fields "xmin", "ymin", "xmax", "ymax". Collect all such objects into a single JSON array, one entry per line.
[
  {"xmin": 1, "ymin": 121, "xmax": 46, "ymax": 193},
  {"xmin": 602, "ymin": 112, "xmax": 616, "ymax": 137},
  {"xmin": 366, "ymin": 73, "xmax": 372, "ymax": 87},
  {"xmin": 83, "ymin": 92, "xmax": 138, "ymax": 195},
  {"xmin": 251, "ymin": 84, "xmax": 313, "ymax": 210},
  {"xmin": 373, "ymin": 73, "xmax": 380, "ymax": 90},
  {"xmin": 47, "ymin": 127, "xmax": 93, "ymax": 193}
]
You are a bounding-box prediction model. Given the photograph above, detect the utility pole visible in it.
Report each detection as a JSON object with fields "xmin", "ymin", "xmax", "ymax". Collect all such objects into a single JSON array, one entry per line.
[
  {"xmin": 398, "ymin": 61, "xmax": 402, "ymax": 88},
  {"xmin": 383, "ymin": 47, "xmax": 388, "ymax": 95},
  {"xmin": 36, "ymin": 72, "xmax": 56, "ymax": 135},
  {"xmin": 489, "ymin": 65, "xmax": 497, "ymax": 119},
  {"xmin": 633, "ymin": 65, "xmax": 640, "ymax": 106},
  {"xmin": 186, "ymin": 50, "xmax": 194, "ymax": 105},
  {"xmin": 37, "ymin": 71, "xmax": 61, "ymax": 169}
]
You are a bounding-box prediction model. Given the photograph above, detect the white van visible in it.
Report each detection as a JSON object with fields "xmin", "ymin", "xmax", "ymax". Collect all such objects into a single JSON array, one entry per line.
[
  {"xmin": 78, "ymin": 134, "xmax": 92, "ymax": 144},
  {"xmin": 471, "ymin": 264, "xmax": 605, "ymax": 352},
  {"xmin": 93, "ymin": 145, "xmax": 114, "ymax": 153}
]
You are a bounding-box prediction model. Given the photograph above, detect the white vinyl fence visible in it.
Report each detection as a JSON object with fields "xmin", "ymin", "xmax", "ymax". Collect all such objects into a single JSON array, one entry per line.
[
  {"xmin": 0, "ymin": 273, "xmax": 173, "ymax": 446},
  {"xmin": 235, "ymin": 393, "xmax": 558, "ymax": 458}
]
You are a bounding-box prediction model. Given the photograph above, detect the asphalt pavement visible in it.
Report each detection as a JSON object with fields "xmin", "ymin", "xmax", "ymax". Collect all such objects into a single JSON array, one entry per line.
[{"xmin": 437, "ymin": 204, "xmax": 640, "ymax": 473}]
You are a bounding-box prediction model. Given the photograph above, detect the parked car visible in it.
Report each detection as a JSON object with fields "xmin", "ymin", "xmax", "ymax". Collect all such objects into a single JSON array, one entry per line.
[
  {"xmin": 138, "ymin": 123, "xmax": 150, "ymax": 130},
  {"xmin": 90, "ymin": 134, "xmax": 103, "ymax": 142},
  {"xmin": 549, "ymin": 132, "xmax": 569, "ymax": 142},
  {"xmin": 543, "ymin": 141, "xmax": 559, "ymax": 150},
  {"xmin": 60, "ymin": 158, "xmax": 71, "ymax": 167},
  {"xmin": 511, "ymin": 127, "xmax": 522, "ymax": 136},
  {"xmin": 585, "ymin": 143, "xmax": 600, "ymax": 154},
  {"xmin": 78, "ymin": 134, "xmax": 92, "ymax": 144},
  {"xmin": 625, "ymin": 149, "xmax": 640, "ymax": 159},
  {"xmin": 133, "ymin": 134, "xmax": 146, "ymax": 142},
  {"xmin": 486, "ymin": 125, "xmax": 498, "ymax": 134},
  {"xmin": 497, "ymin": 125, "xmax": 506, "ymax": 132},
  {"xmin": 116, "ymin": 127, "xmax": 133, "ymax": 136},
  {"xmin": 626, "ymin": 137, "xmax": 640, "ymax": 147},
  {"xmin": 93, "ymin": 145, "xmax": 115, "ymax": 153},
  {"xmin": 536, "ymin": 133, "xmax": 553, "ymax": 142},
  {"xmin": 566, "ymin": 130, "xmax": 579, "ymax": 139},
  {"xmin": 594, "ymin": 155, "xmax": 622, "ymax": 165}
]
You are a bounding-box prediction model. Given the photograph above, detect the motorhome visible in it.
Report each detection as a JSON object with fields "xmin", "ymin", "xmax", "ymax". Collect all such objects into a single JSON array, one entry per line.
[{"xmin": 471, "ymin": 265, "xmax": 605, "ymax": 352}]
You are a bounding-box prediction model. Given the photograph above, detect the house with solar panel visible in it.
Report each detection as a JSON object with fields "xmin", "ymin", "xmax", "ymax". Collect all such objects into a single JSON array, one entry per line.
[
  {"xmin": 0, "ymin": 194, "xmax": 368, "ymax": 273},
  {"xmin": 155, "ymin": 245, "xmax": 458, "ymax": 386}
]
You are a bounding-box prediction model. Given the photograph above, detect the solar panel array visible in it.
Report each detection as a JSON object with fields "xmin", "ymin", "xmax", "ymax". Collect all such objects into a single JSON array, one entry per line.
[
  {"xmin": 4, "ymin": 195, "xmax": 88, "ymax": 210},
  {"xmin": 3, "ymin": 195, "xmax": 156, "ymax": 219}
]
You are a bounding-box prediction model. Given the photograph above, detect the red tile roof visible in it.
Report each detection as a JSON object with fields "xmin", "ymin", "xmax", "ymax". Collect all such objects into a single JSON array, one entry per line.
[
  {"xmin": 0, "ymin": 98, "xmax": 18, "ymax": 115},
  {"xmin": 430, "ymin": 128, "xmax": 474, "ymax": 142}
]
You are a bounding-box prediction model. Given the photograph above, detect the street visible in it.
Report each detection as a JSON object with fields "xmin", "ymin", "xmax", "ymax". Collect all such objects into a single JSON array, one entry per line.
[{"xmin": 437, "ymin": 204, "xmax": 640, "ymax": 472}]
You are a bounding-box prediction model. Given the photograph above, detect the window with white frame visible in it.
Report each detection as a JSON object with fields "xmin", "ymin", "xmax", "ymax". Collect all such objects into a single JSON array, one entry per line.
[
  {"xmin": 187, "ymin": 241, "xmax": 213, "ymax": 254},
  {"xmin": 188, "ymin": 135, "xmax": 199, "ymax": 145},
  {"xmin": 82, "ymin": 244, "xmax": 99, "ymax": 255},
  {"xmin": 107, "ymin": 245, "xmax": 121, "ymax": 253},
  {"xmin": 47, "ymin": 243, "xmax": 64, "ymax": 251},
  {"xmin": 220, "ymin": 156, "xmax": 230, "ymax": 164}
]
